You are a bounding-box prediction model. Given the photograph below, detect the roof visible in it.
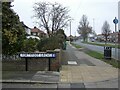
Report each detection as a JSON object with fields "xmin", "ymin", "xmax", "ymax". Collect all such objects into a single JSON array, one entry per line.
[
  {"xmin": 31, "ymin": 27, "xmax": 46, "ymax": 34},
  {"xmin": 97, "ymin": 32, "xmax": 120, "ymax": 36}
]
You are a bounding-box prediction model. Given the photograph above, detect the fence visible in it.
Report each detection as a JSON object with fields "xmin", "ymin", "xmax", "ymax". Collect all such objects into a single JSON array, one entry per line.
[{"xmin": 2, "ymin": 54, "xmax": 21, "ymax": 61}]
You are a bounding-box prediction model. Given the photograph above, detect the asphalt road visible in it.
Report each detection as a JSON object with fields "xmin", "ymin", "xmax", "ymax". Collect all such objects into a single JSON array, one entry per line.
[{"xmin": 73, "ymin": 39, "xmax": 120, "ymax": 60}]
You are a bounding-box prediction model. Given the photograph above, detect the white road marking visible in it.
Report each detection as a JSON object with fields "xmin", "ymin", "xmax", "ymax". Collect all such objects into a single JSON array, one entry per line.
[{"xmin": 68, "ymin": 61, "xmax": 77, "ymax": 65}]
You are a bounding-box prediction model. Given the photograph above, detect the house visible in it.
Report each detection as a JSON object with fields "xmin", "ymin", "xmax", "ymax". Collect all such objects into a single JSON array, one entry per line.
[
  {"xmin": 31, "ymin": 26, "xmax": 46, "ymax": 38},
  {"xmin": 22, "ymin": 22, "xmax": 46, "ymax": 40},
  {"xmin": 96, "ymin": 31, "xmax": 120, "ymax": 43},
  {"xmin": 96, "ymin": 34, "xmax": 104, "ymax": 42},
  {"xmin": 118, "ymin": 31, "xmax": 120, "ymax": 43},
  {"xmin": 106, "ymin": 31, "xmax": 120, "ymax": 43}
]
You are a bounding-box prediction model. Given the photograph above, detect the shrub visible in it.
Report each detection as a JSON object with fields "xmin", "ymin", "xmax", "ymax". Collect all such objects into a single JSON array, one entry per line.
[
  {"xmin": 37, "ymin": 36, "xmax": 61, "ymax": 51},
  {"xmin": 37, "ymin": 29, "xmax": 67, "ymax": 51},
  {"xmin": 22, "ymin": 38, "xmax": 39, "ymax": 52}
]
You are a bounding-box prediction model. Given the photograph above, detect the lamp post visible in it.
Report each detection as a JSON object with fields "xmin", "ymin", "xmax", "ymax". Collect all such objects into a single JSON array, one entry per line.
[
  {"xmin": 70, "ymin": 21, "xmax": 71, "ymax": 43},
  {"xmin": 69, "ymin": 19, "xmax": 74, "ymax": 43}
]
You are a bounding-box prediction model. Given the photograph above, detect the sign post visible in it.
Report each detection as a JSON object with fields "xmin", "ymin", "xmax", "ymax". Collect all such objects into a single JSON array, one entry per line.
[
  {"xmin": 48, "ymin": 58, "xmax": 51, "ymax": 71},
  {"xmin": 25, "ymin": 58, "xmax": 28, "ymax": 71},
  {"xmin": 19, "ymin": 53, "xmax": 56, "ymax": 71},
  {"xmin": 113, "ymin": 17, "xmax": 118, "ymax": 60}
]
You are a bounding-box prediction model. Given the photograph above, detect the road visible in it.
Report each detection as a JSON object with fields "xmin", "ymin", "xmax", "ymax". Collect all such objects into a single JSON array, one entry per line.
[{"xmin": 73, "ymin": 40, "xmax": 120, "ymax": 60}]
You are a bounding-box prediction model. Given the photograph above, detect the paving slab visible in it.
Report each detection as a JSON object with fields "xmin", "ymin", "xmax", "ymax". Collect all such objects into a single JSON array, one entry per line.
[
  {"xmin": 71, "ymin": 83, "xmax": 85, "ymax": 88},
  {"xmin": 60, "ymin": 65, "xmax": 118, "ymax": 83},
  {"xmin": 31, "ymin": 71, "xmax": 59, "ymax": 83},
  {"xmin": 3, "ymin": 71, "xmax": 60, "ymax": 84},
  {"xmin": 58, "ymin": 83, "xmax": 71, "ymax": 88},
  {"xmin": 60, "ymin": 43, "xmax": 118, "ymax": 84},
  {"xmin": 2, "ymin": 83, "xmax": 58, "ymax": 88}
]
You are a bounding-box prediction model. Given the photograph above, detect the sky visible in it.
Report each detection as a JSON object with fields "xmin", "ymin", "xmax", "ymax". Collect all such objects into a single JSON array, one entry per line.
[{"xmin": 11, "ymin": 0, "xmax": 119, "ymax": 36}]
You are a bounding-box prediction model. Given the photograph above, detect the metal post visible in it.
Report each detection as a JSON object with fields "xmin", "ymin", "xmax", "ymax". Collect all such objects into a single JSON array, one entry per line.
[
  {"xmin": 93, "ymin": 18, "xmax": 95, "ymax": 31},
  {"xmin": 25, "ymin": 58, "xmax": 28, "ymax": 71},
  {"xmin": 70, "ymin": 21, "xmax": 71, "ymax": 43},
  {"xmin": 48, "ymin": 58, "xmax": 51, "ymax": 71},
  {"xmin": 115, "ymin": 21, "xmax": 117, "ymax": 60},
  {"xmin": 113, "ymin": 17, "xmax": 118, "ymax": 60},
  {"xmin": 75, "ymin": 31, "xmax": 76, "ymax": 41}
]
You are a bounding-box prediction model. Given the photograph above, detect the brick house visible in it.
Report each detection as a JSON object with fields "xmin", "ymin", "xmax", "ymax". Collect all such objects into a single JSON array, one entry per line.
[
  {"xmin": 31, "ymin": 26, "xmax": 46, "ymax": 38},
  {"xmin": 96, "ymin": 31, "xmax": 120, "ymax": 43},
  {"xmin": 96, "ymin": 34, "xmax": 104, "ymax": 42}
]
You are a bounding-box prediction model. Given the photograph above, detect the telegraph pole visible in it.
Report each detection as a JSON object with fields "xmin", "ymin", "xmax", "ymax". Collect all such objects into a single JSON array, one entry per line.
[
  {"xmin": 70, "ymin": 21, "xmax": 71, "ymax": 43},
  {"xmin": 93, "ymin": 18, "xmax": 95, "ymax": 31}
]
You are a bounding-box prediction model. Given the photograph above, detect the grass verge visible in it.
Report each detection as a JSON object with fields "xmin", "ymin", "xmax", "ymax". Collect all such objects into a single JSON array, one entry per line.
[
  {"xmin": 84, "ymin": 49, "xmax": 120, "ymax": 68},
  {"xmin": 82, "ymin": 41, "xmax": 120, "ymax": 49},
  {"xmin": 71, "ymin": 42, "xmax": 82, "ymax": 48},
  {"xmin": 71, "ymin": 43, "xmax": 120, "ymax": 68}
]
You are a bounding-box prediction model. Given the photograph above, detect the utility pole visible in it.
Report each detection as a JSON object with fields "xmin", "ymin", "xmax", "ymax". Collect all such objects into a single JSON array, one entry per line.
[
  {"xmin": 69, "ymin": 19, "xmax": 74, "ymax": 43},
  {"xmin": 93, "ymin": 18, "xmax": 95, "ymax": 31},
  {"xmin": 75, "ymin": 31, "xmax": 76, "ymax": 41},
  {"xmin": 70, "ymin": 21, "xmax": 71, "ymax": 43}
]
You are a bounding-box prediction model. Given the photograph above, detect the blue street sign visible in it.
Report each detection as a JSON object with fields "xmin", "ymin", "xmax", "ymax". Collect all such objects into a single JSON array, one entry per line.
[
  {"xmin": 113, "ymin": 17, "xmax": 118, "ymax": 24},
  {"xmin": 20, "ymin": 53, "xmax": 56, "ymax": 58}
]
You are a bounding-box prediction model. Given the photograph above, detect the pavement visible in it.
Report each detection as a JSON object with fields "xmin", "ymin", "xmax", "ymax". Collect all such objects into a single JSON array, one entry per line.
[
  {"xmin": 2, "ymin": 41, "xmax": 119, "ymax": 89},
  {"xmin": 2, "ymin": 71, "xmax": 59, "ymax": 84},
  {"xmin": 60, "ymin": 42, "xmax": 118, "ymax": 88}
]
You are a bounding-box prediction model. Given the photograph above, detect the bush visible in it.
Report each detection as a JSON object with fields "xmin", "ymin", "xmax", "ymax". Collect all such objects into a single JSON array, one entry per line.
[
  {"xmin": 22, "ymin": 38, "xmax": 39, "ymax": 52},
  {"xmin": 37, "ymin": 36, "xmax": 61, "ymax": 51},
  {"xmin": 37, "ymin": 29, "xmax": 67, "ymax": 51}
]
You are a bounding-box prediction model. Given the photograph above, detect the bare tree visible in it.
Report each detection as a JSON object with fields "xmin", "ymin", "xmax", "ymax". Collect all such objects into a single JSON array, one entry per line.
[
  {"xmin": 102, "ymin": 21, "xmax": 111, "ymax": 44},
  {"xmin": 77, "ymin": 15, "xmax": 92, "ymax": 42},
  {"xmin": 33, "ymin": 2, "xmax": 70, "ymax": 37}
]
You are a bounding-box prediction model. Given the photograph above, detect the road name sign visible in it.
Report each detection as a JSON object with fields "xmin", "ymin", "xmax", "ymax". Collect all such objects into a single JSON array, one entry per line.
[
  {"xmin": 19, "ymin": 53, "xmax": 56, "ymax": 71},
  {"xmin": 20, "ymin": 53, "xmax": 56, "ymax": 58}
]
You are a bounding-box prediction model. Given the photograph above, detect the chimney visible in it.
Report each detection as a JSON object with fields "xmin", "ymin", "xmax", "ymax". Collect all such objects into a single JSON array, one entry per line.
[{"xmin": 34, "ymin": 26, "xmax": 37, "ymax": 29}]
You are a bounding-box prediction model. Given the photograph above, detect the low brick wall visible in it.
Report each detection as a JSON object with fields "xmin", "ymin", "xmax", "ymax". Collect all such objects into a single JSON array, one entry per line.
[
  {"xmin": 2, "ymin": 49, "xmax": 62, "ymax": 71},
  {"xmin": 47, "ymin": 49, "xmax": 62, "ymax": 71}
]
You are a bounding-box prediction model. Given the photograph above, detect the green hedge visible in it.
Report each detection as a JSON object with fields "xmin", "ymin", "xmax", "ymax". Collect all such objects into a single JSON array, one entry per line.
[{"xmin": 37, "ymin": 35, "xmax": 64, "ymax": 51}]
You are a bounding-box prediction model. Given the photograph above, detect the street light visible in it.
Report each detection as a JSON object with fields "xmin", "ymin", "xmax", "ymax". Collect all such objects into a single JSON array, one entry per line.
[{"xmin": 69, "ymin": 19, "xmax": 74, "ymax": 43}]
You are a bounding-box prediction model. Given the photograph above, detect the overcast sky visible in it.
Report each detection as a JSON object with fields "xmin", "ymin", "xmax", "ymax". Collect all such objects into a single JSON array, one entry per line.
[{"xmin": 11, "ymin": 0, "xmax": 119, "ymax": 36}]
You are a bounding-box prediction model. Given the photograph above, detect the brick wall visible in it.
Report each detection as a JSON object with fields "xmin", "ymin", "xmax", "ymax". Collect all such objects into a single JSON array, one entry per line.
[{"xmin": 2, "ymin": 49, "xmax": 62, "ymax": 71}]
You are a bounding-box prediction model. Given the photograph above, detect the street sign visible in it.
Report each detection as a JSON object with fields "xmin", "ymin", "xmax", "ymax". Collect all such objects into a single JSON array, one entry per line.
[
  {"xmin": 113, "ymin": 17, "xmax": 118, "ymax": 24},
  {"xmin": 19, "ymin": 53, "xmax": 56, "ymax": 71},
  {"xmin": 20, "ymin": 53, "xmax": 56, "ymax": 58}
]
